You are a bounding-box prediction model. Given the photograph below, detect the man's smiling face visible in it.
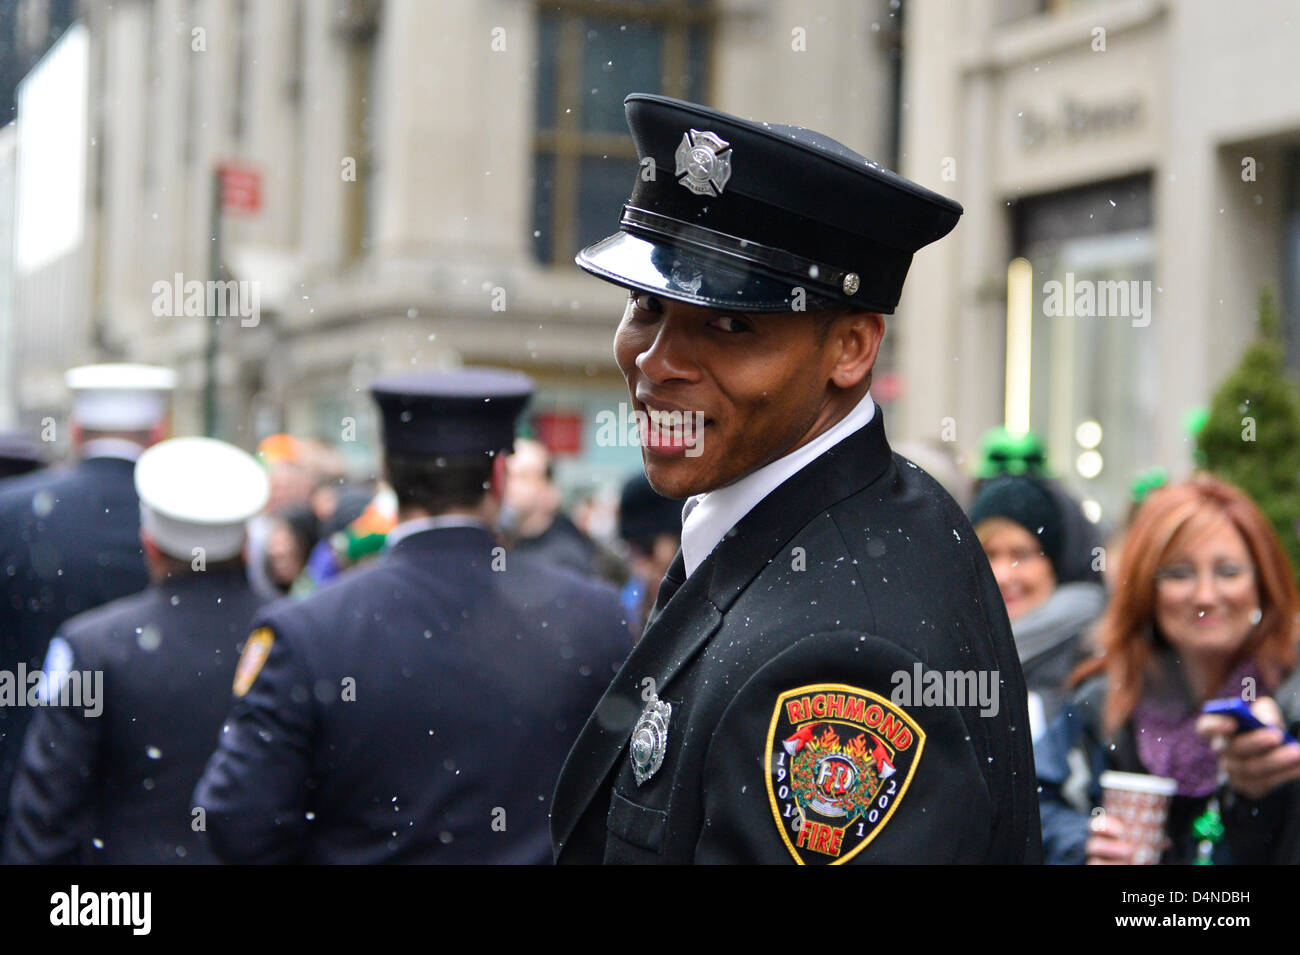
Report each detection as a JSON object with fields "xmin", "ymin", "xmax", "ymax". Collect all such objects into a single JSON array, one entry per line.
[{"xmin": 613, "ymin": 291, "xmax": 883, "ymax": 499}]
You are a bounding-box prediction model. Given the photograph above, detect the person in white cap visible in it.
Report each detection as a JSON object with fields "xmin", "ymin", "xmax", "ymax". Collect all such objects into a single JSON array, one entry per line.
[
  {"xmin": 0, "ymin": 363, "xmax": 176, "ymax": 851},
  {"xmin": 4, "ymin": 436, "xmax": 270, "ymax": 864}
]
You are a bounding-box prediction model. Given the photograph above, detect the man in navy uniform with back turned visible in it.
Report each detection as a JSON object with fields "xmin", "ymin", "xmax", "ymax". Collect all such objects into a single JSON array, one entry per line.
[
  {"xmin": 550, "ymin": 95, "xmax": 1041, "ymax": 864},
  {"xmin": 5, "ymin": 436, "xmax": 269, "ymax": 864},
  {"xmin": 194, "ymin": 368, "xmax": 632, "ymax": 863},
  {"xmin": 0, "ymin": 363, "xmax": 175, "ymax": 853}
]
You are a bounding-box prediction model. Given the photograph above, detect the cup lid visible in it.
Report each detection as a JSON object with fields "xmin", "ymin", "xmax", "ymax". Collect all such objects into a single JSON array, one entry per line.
[{"xmin": 1099, "ymin": 770, "xmax": 1178, "ymax": 796}]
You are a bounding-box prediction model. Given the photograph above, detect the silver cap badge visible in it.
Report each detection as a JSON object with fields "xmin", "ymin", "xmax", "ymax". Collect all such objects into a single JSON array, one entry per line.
[
  {"xmin": 676, "ymin": 129, "xmax": 732, "ymax": 197},
  {"xmin": 630, "ymin": 695, "xmax": 673, "ymax": 786}
]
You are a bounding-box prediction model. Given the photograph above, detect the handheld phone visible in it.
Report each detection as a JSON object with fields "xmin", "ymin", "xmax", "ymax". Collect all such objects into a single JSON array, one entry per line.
[{"xmin": 1202, "ymin": 697, "xmax": 1300, "ymax": 746}]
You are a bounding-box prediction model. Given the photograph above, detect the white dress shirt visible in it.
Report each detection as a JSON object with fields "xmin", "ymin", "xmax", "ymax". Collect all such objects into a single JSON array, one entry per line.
[
  {"xmin": 385, "ymin": 514, "xmax": 490, "ymax": 549},
  {"xmin": 80, "ymin": 437, "xmax": 146, "ymax": 462},
  {"xmin": 680, "ymin": 389, "xmax": 876, "ymax": 579}
]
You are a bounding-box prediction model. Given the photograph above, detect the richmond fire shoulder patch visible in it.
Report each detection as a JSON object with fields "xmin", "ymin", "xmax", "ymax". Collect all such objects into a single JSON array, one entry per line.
[{"xmin": 765, "ymin": 683, "xmax": 925, "ymax": 864}]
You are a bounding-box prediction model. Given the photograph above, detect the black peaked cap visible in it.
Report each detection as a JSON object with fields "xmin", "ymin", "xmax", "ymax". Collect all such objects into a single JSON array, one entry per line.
[
  {"xmin": 576, "ymin": 93, "xmax": 962, "ymax": 315},
  {"xmin": 370, "ymin": 367, "xmax": 534, "ymax": 458}
]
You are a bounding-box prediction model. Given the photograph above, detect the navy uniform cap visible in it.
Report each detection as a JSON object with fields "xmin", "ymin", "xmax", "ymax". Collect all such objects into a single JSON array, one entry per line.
[
  {"xmin": 577, "ymin": 94, "xmax": 962, "ymax": 314},
  {"xmin": 370, "ymin": 367, "xmax": 534, "ymax": 458}
]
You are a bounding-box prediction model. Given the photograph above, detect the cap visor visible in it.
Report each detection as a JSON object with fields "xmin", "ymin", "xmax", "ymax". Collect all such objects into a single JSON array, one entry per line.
[{"xmin": 576, "ymin": 232, "xmax": 836, "ymax": 314}]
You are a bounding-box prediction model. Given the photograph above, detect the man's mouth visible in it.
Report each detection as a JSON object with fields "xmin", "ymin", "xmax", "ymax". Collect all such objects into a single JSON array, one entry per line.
[{"xmin": 636, "ymin": 399, "xmax": 712, "ymax": 457}]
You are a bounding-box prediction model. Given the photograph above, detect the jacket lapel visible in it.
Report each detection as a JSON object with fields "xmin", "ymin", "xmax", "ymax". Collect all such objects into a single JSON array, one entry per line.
[
  {"xmin": 550, "ymin": 546, "xmax": 724, "ymax": 857},
  {"xmin": 551, "ymin": 406, "xmax": 895, "ymax": 856}
]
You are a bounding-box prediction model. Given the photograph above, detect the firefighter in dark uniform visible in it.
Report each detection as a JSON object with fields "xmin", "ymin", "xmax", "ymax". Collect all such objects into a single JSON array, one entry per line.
[
  {"xmin": 0, "ymin": 364, "xmax": 175, "ymax": 852},
  {"xmin": 193, "ymin": 368, "xmax": 632, "ymax": 864},
  {"xmin": 4, "ymin": 436, "xmax": 269, "ymax": 863},
  {"xmin": 550, "ymin": 95, "xmax": 1042, "ymax": 864}
]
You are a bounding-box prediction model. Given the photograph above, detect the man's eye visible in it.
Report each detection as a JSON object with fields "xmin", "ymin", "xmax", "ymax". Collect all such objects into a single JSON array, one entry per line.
[
  {"xmin": 632, "ymin": 293, "xmax": 664, "ymax": 314},
  {"xmin": 710, "ymin": 315, "xmax": 751, "ymax": 333}
]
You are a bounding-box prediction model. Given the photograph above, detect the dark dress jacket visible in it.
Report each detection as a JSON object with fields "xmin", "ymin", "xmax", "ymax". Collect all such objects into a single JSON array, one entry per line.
[
  {"xmin": 0, "ymin": 455, "xmax": 149, "ymax": 848},
  {"xmin": 4, "ymin": 569, "xmax": 266, "ymax": 864},
  {"xmin": 551, "ymin": 408, "xmax": 1042, "ymax": 864},
  {"xmin": 194, "ymin": 525, "xmax": 632, "ymax": 864}
]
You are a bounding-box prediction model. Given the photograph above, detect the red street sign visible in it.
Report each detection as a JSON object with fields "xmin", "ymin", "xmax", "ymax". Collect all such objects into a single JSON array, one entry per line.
[
  {"xmin": 533, "ymin": 412, "xmax": 583, "ymax": 455},
  {"xmin": 218, "ymin": 163, "xmax": 261, "ymax": 214}
]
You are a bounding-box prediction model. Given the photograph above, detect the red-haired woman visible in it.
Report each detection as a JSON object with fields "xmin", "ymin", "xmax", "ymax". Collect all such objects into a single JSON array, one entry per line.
[{"xmin": 1036, "ymin": 474, "xmax": 1300, "ymax": 864}]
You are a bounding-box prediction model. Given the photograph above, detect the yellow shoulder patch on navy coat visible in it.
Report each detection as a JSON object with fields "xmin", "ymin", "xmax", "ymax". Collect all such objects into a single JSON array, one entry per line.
[
  {"xmin": 764, "ymin": 683, "xmax": 925, "ymax": 864},
  {"xmin": 233, "ymin": 628, "xmax": 275, "ymax": 697}
]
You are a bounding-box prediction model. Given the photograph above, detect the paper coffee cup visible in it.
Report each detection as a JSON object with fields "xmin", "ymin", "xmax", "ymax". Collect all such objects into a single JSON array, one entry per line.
[{"xmin": 1099, "ymin": 771, "xmax": 1178, "ymax": 865}]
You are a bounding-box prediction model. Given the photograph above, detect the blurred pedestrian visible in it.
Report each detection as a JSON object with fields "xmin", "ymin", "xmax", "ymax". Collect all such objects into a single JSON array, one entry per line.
[
  {"xmin": 502, "ymin": 438, "xmax": 623, "ymax": 583},
  {"xmin": 974, "ymin": 425, "xmax": 1106, "ymax": 586},
  {"xmin": 1037, "ymin": 474, "xmax": 1300, "ymax": 864},
  {"xmin": 193, "ymin": 368, "xmax": 631, "ymax": 863},
  {"xmin": 4, "ymin": 436, "xmax": 268, "ymax": 863},
  {"xmin": 263, "ymin": 505, "xmax": 318, "ymax": 595},
  {"xmin": 298, "ymin": 484, "xmax": 378, "ymax": 591},
  {"xmin": 0, "ymin": 363, "xmax": 174, "ymax": 851},
  {"xmin": 244, "ymin": 435, "xmax": 322, "ymax": 599},
  {"xmin": 970, "ymin": 474, "xmax": 1106, "ymax": 734},
  {"xmin": 616, "ymin": 472, "xmax": 681, "ymax": 634}
]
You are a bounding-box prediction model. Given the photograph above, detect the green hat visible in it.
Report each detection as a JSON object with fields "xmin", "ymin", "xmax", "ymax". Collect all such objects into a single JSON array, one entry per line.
[
  {"xmin": 976, "ymin": 427, "xmax": 1048, "ymax": 479},
  {"xmin": 1129, "ymin": 467, "xmax": 1168, "ymax": 506}
]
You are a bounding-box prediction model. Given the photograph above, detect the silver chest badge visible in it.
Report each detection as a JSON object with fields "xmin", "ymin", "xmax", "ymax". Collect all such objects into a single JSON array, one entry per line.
[
  {"xmin": 676, "ymin": 129, "xmax": 732, "ymax": 197},
  {"xmin": 630, "ymin": 695, "xmax": 673, "ymax": 786}
]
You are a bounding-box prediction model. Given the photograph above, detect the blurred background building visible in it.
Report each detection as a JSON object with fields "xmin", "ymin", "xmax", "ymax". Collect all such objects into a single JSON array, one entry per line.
[
  {"xmin": 0, "ymin": 0, "xmax": 1297, "ymax": 524},
  {"xmin": 899, "ymin": 0, "xmax": 1300, "ymax": 523},
  {"xmin": 1, "ymin": 0, "xmax": 898, "ymax": 504}
]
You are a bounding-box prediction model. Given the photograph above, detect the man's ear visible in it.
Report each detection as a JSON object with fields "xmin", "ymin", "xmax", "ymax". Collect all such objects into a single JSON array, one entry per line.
[
  {"xmin": 488, "ymin": 452, "xmax": 509, "ymax": 500},
  {"xmin": 140, "ymin": 530, "xmax": 165, "ymax": 578},
  {"xmin": 828, "ymin": 312, "xmax": 885, "ymax": 390}
]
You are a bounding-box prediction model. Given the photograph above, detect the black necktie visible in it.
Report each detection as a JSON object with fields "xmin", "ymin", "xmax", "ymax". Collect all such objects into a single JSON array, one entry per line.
[{"xmin": 647, "ymin": 549, "xmax": 686, "ymax": 627}]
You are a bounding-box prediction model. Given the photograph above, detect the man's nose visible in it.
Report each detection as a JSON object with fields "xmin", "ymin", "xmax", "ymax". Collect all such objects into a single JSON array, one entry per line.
[{"xmin": 635, "ymin": 315, "xmax": 697, "ymax": 383}]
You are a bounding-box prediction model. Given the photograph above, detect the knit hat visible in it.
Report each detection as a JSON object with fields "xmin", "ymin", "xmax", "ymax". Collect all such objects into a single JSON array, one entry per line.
[
  {"xmin": 969, "ymin": 475, "xmax": 1063, "ymax": 576},
  {"xmin": 619, "ymin": 472, "xmax": 682, "ymax": 555}
]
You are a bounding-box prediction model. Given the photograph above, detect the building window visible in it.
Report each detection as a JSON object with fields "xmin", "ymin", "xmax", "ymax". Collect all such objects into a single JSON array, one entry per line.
[
  {"xmin": 531, "ymin": 0, "xmax": 713, "ymax": 266},
  {"xmin": 1011, "ymin": 174, "xmax": 1155, "ymax": 524}
]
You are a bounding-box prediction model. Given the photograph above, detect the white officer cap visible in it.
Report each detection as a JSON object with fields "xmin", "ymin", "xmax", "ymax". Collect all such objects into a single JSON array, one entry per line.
[
  {"xmin": 135, "ymin": 437, "xmax": 270, "ymax": 562},
  {"xmin": 66, "ymin": 363, "xmax": 177, "ymax": 431}
]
